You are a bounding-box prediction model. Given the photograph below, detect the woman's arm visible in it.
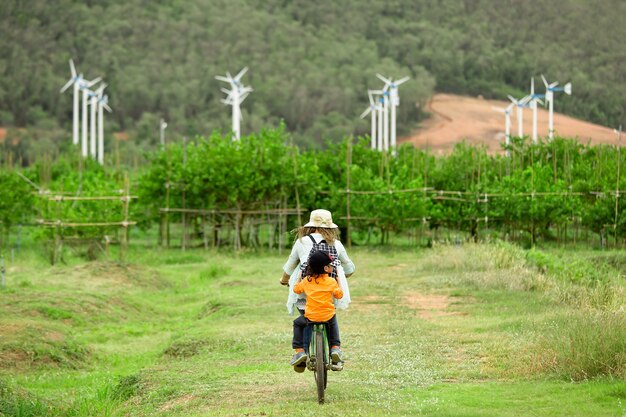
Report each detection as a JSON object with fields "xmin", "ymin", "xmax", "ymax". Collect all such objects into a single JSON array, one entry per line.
[
  {"xmin": 336, "ymin": 241, "xmax": 355, "ymax": 276},
  {"xmin": 280, "ymin": 272, "xmax": 290, "ymax": 285},
  {"xmin": 282, "ymin": 240, "xmax": 302, "ymax": 275}
]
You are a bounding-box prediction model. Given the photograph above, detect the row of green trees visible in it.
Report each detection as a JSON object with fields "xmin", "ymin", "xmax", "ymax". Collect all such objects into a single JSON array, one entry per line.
[
  {"xmin": 137, "ymin": 130, "xmax": 626, "ymax": 246},
  {"xmin": 3, "ymin": 129, "xmax": 626, "ymax": 249}
]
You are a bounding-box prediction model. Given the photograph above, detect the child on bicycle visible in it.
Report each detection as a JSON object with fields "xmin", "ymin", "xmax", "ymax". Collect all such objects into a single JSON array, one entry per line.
[{"xmin": 290, "ymin": 250, "xmax": 344, "ymax": 372}]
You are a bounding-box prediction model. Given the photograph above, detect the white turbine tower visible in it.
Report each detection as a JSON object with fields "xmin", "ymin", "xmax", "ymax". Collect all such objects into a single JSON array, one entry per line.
[
  {"xmin": 79, "ymin": 77, "xmax": 101, "ymax": 157},
  {"xmin": 492, "ymin": 102, "xmax": 514, "ymax": 157},
  {"xmin": 376, "ymin": 74, "xmax": 409, "ymax": 152},
  {"xmin": 360, "ymin": 90, "xmax": 382, "ymax": 150},
  {"xmin": 216, "ymin": 67, "xmax": 253, "ymax": 141},
  {"xmin": 368, "ymin": 90, "xmax": 385, "ymax": 151},
  {"xmin": 528, "ymin": 78, "xmax": 545, "ymax": 143},
  {"xmin": 382, "ymin": 89, "xmax": 389, "ymax": 151},
  {"xmin": 89, "ymin": 84, "xmax": 106, "ymax": 159},
  {"xmin": 97, "ymin": 91, "xmax": 112, "ymax": 165},
  {"xmin": 160, "ymin": 119, "xmax": 168, "ymax": 147},
  {"xmin": 541, "ymin": 75, "xmax": 572, "ymax": 140},
  {"xmin": 508, "ymin": 94, "xmax": 531, "ymax": 137},
  {"xmin": 59, "ymin": 59, "xmax": 82, "ymax": 146}
]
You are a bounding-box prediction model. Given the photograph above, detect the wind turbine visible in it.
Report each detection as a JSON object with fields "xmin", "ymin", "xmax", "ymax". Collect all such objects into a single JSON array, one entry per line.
[
  {"xmin": 97, "ymin": 92, "xmax": 112, "ymax": 165},
  {"xmin": 376, "ymin": 74, "xmax": 409, "ymax": 152},
  {"xmin": 507, "ymin": 94, "xmax": 531, "ymax": 137},
  {"xmin": 541, "ymin": 75, "xmax": 572, "ymax": 140},
  {"xmin": 89, "ymin": 84, "xmax": 106, "ymax": 159},
  {"xmin": 492, "ymin": 102, "xmax": 514, "ymax": 157},
  {"xmin": 368, "ymin": 90, "xmax": 385, "ymax": 151},
  {"xmin": 216, "ymin": 67, "xmax": 253, "ymax": 140},
  {"xmin": 360, "ymin": 90, "xmax": 382, "ymax": 150},
  {"xmin": 59, "ymin": 59, "xmax": 82, "ymax": 146},
  {"xmin": 528, "ymin": 77, "xmax": 545, "ymax": 143},
  {"xmin": 160, "ymin": 119, "xmax": 168, "ymax": 147},
  {"xmin": 79, "ymin": 76, "xmax": 101, "ymax": 157}
]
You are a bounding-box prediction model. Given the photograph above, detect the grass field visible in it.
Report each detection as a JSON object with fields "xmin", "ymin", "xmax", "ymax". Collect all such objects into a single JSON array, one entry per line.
[{"xmin": 0, "ymin": 241, "xmax": 624, "ymax": 416}]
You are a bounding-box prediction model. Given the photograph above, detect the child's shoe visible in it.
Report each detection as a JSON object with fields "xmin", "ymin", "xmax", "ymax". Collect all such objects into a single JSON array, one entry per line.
[
  {"xmin": 293, "ymin": 361, "xmax": 306, "ymax": 373},
  {"xmin": 290, "ymin": 350, "xmax": 308, "ymax": 367},
  {"xmin": 330, "ymin": 361, "xmax": 343, "ymax": 371},
  {"xmin": 330, "ymin": 346, "xmax": 342, "ymax": 364}
]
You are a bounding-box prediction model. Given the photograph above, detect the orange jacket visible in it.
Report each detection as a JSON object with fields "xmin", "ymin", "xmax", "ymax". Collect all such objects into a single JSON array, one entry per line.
[{"xmin": 293, "ymin": 274, "xmax": 343, "ymax": 322}]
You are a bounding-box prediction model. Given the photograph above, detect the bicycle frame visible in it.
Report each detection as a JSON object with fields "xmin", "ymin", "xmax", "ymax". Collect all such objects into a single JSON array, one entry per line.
[
  {"xmin": 307, "ymin": 322, "xmax": 329, "ymax": 404},
  {"xmin": 307, "ymin": 323, "xmax": 329, "ymax": 371}
]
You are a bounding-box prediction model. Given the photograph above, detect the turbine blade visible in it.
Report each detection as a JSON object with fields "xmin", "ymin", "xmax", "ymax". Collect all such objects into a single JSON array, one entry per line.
[
  {"xmin": 507, "ymin": 95, "xmax": 517, "ymax": 104},
  {"xmin": 549, "ymin": 81, "xmax": 559, "ymax": 88},
  {"xmin": 492, "ymin": 106, "xmax": 505, "ymax": 113},
  {"xmin": 215, "ymin": 75, "xmax": 231, "ymax": 82},
  {"xmin": 376, "ymin": 73, "xmax": 391, "ymax": 84},
  {"xmin": 86, "ymin": 77, "xmax": 101, "ymax": 87},
  {"xmin": 234, "ymin": 66, "xmax": 248, "ymax": 81},
  {"xmin": 360, "ymin": 107, "xmax": 372, "ymax": 118},
  {"xmin": 541, "ymin": 74, "xmax": 549, "ymax": 88},
  {"xmin": 221, "ymin": 87, "xmax": 233, "ymax": 95},
  {"xmin": 396, "ymin": 76, "xmax": 410, "ymax": 85},
  {"xmin": 104, "ymin": 104, "xmax": 112, "ymax": 112},
  {"xmin": 69, "ymin": 59, "xmax": 76, "ymax": 78},
  {"xmin": 60, "ymin": 79, "xmax": 74, "ymax": 93}
]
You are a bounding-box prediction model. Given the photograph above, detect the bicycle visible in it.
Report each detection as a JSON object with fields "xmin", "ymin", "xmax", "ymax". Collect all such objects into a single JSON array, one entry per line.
[{"xmin": 306, "ymin": 322, "xmax": 331, "ymax": 404}]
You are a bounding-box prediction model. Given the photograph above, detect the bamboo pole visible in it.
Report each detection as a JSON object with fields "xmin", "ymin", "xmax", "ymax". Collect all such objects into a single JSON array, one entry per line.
[
  {"xmin": 38, "ymin": 221, "xmax": 137, "ymax": 227},
  {"xmin": 53, "ymin": 192, "xmax": 62, "ymax": 265},
  {"xmin": 346, "ymin": 137, "xmax": 352, "ymax": 249},
  {"xmin": 202, "ymin": 215, "xmax": 208, "ymax": 251},
  {"xmin": 613, "ymin": 125, "xmax": 622, "ymax": 247},
  {"xmin": 181, "ymin": 137, "xmax": 187, "ymax": 251},
  {"xmin": 120, "ymin": 173, "xmax": 130, "ymax": 262},
  {"xmin": 291, "ymin": 139, "xmax": 302, "ymax": 227}
]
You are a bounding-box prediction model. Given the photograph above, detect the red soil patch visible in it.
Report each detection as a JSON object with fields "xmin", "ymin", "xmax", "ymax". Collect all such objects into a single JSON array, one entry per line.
[
  {"xmin": 0, "ymin": 127, "xmax": 6, "ymax": 143},
  {"xmin": 401, "ymin": 94, "xmax": 619, "ymax": 154},
  {"xmin": 114, "ymin": 131, "xmax": 129, "ymax": 141},
  {"xmin": 403, "ymin": 292, "xmax": 466, "ymax": 319}
]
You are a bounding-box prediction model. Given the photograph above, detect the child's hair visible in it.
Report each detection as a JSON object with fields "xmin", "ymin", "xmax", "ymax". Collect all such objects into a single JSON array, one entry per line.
[
  {"xmin": 294, "ymin": 226, "xmax": 339, "ymax": 244},
  {"xmin": 305, "ymin": 250, "xmax": 333, "ymax": 281}
]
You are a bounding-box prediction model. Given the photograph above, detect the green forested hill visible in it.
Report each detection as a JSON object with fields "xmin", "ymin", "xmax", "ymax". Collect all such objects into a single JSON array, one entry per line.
[{"xmin": 1, "ymin": 0, "xmax": 624, "ymax": 153}]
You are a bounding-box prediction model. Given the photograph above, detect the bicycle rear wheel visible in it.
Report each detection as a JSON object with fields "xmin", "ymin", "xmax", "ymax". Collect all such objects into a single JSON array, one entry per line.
[{"xmin": 314, "ymin": 330, "xmax": 326, "ymax": 404}]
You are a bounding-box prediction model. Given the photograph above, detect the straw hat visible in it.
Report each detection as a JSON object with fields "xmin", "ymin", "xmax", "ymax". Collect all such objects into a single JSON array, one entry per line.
[{"xmin": 303, "ymin": 209, "xmax": 338, "ymax": 229}]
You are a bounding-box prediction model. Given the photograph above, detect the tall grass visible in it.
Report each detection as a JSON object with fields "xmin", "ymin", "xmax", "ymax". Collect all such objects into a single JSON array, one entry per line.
[
  {"xmin": 525, "ymin": 311, "xmax": 626, "ymax": 381},
  {"xmin": 418, "ymin": 242, "xmax": 626, "ymax": 380},
  {"xmin": 0, "ymin": 379, "xmax": 54, "ymax": 417}
]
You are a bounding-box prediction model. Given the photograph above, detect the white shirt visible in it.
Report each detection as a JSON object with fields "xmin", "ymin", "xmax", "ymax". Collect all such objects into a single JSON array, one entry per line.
[{"xmin": 283, "ymin": 233, "xmax": 355, "ymax": 314}]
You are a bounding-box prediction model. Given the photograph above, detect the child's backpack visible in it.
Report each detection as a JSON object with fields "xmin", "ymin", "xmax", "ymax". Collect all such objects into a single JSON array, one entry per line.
[{"xmin": 301, "ymin": 235, "xmax": 340, "ymax": 279}]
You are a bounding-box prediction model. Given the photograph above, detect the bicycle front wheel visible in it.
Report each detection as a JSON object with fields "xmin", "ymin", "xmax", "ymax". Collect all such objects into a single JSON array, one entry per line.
[{"xmin": 314, "ymin": 330, "xmax": 326, "ymax": 404}]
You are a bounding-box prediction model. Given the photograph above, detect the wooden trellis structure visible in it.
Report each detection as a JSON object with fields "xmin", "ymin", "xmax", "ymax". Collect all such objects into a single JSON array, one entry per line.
[
  {"xmin": 37, "ymin": 176, "xmax": 136, "ymax": 264},
  {"xmin": 158, "ymin": 206, "xmax": 305, "ymax": 252}
]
